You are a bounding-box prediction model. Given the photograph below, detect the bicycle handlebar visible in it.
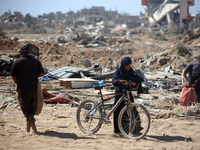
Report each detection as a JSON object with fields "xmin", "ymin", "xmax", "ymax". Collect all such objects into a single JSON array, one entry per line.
[{"xmin": 119, "ymin": 80, "xmax": 136, "ymax": 86}]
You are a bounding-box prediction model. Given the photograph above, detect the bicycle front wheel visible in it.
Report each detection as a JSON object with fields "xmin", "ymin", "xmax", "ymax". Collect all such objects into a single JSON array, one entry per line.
[
  {"xmin": 76, "ymin": 99, "xmax": 103, "ymax": 134},
  {"xmin": 118, "ymin": 103, "xmax": 150, "ymax": 140}
]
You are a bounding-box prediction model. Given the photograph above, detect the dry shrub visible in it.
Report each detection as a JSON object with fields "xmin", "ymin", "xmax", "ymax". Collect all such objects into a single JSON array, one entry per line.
[{"xmin": 176, "ymin": 43, "xmax": 190, "ymax": 56}]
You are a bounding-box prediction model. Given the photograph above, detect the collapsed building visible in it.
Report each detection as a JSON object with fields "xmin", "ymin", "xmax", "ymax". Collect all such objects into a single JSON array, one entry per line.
[{"xmin": 142, "ymin": 0, "xmax": 195, "ymax": 33}]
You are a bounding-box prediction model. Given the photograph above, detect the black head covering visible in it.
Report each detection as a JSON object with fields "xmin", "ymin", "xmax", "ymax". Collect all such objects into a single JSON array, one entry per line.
[{"xmin": 18, "ymin": 43, "xmax": 30, "ymax": 53}]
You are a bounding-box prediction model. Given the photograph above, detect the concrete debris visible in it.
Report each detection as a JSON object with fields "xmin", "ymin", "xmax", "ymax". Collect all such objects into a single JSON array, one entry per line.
[
  {"xmin": 0, "ymin": 95, "xmax": 18, "ymax": 109},
  {"xmin": 0, "ymin": 57, "xmax": 14, "ymax": 76},
  {"xmin": 110, "ymin": 25, "xmax": 129, "ymax": 34},
  {"xmin": 142, "ymin": 0, "xmax": 195, "ymax": 33}
]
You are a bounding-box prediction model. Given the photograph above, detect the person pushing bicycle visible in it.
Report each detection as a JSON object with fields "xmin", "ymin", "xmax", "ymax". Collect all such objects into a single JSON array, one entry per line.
[
  {"xmin": 112, "ymin": 57, "xmax": 144, "ymax": 136},
  {"xmin": 76, "ymin": 56, "xmax": 150, "ymax": 139}
]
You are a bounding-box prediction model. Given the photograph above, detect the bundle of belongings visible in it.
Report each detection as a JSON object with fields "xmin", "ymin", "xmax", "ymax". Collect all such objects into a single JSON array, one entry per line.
[
  {"xmin": 18, "ymin": 42, "xmax": 40, "ymax": 59},
  {"xmin": 179, "ymin": 83, "xmax": 196, "ymax": 106}
]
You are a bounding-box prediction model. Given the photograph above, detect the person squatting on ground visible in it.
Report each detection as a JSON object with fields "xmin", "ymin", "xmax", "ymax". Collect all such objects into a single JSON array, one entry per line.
[
  {"xmin": 11, "ymin": 43, "xmax": 44, "ymax": 134},
  {"xmin": 112, "ymin": 57, "xmax": 143, "ymax": 135},
  {"xmin": 183, "ymin": 62, "xmax": 200, "ymax": 103}
]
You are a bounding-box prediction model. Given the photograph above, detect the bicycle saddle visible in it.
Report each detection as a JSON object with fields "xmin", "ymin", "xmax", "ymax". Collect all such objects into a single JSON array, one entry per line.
[{"xmin": 93, "ymin": 84, "xmax": 105, "ymax": 90}]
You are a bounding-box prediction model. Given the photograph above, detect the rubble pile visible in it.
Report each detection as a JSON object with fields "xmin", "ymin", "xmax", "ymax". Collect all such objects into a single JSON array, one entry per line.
[
  {"xmin": 0, "ymin": 29, "xmax": 200, "ymax": 119},
  {"xmin": 1, "ymin": 31, "xmax": 199, "ymax": 73}
]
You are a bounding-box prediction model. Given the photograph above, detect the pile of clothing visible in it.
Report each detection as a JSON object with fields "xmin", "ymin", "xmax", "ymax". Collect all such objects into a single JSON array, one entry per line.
[{"xmin": 42, "ymin": 88, "xmax": 80, "ymax": 104}]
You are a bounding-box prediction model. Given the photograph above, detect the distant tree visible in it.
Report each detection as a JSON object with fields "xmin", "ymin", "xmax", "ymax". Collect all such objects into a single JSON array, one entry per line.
[
  {"xmin": 23, "ymin": 13, "xmax": 32, "ymax": 23},
  {"xmin": 104, "ymin": 11, "xmax": 109, "ymax": 17},
  {"xmin": 0, "ymin": 27, "xmax": 6, "ymax": 37},
  {"xmin": 37, "ymin": 15, "xmax": 43, "ymax": 18}
]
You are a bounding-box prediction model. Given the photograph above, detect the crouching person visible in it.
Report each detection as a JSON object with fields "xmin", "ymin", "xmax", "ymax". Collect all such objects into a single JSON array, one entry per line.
[{"xmin": 183, "ymin": 62, "xmax": 200, "ymax": 103}]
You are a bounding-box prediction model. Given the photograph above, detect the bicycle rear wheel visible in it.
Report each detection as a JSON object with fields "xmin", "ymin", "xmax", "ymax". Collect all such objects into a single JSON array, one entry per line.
[
  {"xmin": 76, "ymin": 99, "xmax": 103, "ymax": 134},
  {"xmin": 118, "ymin": 103, "xmax": 150, "ymax": 140}
]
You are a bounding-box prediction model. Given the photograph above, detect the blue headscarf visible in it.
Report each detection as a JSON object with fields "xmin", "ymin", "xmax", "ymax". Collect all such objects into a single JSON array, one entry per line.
[
  {"xmin": 112, "ymin": 57, "xmax": 134, "ymax": 85},
  {"xmin": 120, "ymin": 57, "xmax": 132, "ymax": 74},
  {"xmin": 121, "ymin": 57, "xmax": 132, "ymax": 66}
]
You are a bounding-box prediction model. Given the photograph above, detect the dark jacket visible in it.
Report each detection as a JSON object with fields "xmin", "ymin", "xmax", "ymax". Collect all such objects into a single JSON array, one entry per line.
[{"xmin": 112, "ymin": 57, "xmax": 143, "ymax": 93}]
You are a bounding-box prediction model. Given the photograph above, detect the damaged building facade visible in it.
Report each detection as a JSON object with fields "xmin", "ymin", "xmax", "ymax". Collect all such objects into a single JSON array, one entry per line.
[
  {"xmin": 142, "ymin": 0, "xmax": 195, "ymax": 33},
  {"xmin": 65, "ymin": 6, "xmax": 141, "ymax": 27}
]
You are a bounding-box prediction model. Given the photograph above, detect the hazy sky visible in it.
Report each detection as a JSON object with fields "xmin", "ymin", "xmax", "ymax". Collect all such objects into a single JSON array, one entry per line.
[{"xmin": 0, "ymin": 0, "xmax": 199, "ymax": 17}]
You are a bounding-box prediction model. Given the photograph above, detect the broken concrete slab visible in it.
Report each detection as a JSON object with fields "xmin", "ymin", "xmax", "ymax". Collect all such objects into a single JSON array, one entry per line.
[{"xmin": 59, "ymin": 78, "xmax": 99, "ymax": 88}]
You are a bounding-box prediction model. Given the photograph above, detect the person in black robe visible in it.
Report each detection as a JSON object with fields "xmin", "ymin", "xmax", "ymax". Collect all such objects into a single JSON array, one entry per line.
[{"xmin": 11, "ymin": 43, "xmax": 44, "ymax": 134}]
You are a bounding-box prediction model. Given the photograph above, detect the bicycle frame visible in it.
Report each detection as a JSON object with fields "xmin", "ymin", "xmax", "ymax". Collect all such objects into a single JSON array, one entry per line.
[
  {"xmin": 105, "ymin": 93, "xmax": 126, "ymax": 119},
  {"xmin": 87, "ymin": 85, "xmax": 131, "ymax": 122}
]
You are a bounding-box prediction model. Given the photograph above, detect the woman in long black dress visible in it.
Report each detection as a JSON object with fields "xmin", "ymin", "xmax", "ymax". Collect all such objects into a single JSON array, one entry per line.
[{"xmin": 112, "ymin": 57, "xmax": 143, "ymax": 135}]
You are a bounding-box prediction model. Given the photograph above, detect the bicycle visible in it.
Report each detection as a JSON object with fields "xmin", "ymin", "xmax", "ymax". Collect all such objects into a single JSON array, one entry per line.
[{"xmin": 76, "ymin": 80, "xmax": 150, "ymax": 140}]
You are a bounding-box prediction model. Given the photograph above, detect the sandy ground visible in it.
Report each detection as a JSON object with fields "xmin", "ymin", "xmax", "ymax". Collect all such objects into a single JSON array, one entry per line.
[
  {"xmin": 0, "ymin": 76, "xmax": 200, "ymax": 150},
  {"xmin": 1, "ymin": 99, "xmax": 200, "ymax": 150}
]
